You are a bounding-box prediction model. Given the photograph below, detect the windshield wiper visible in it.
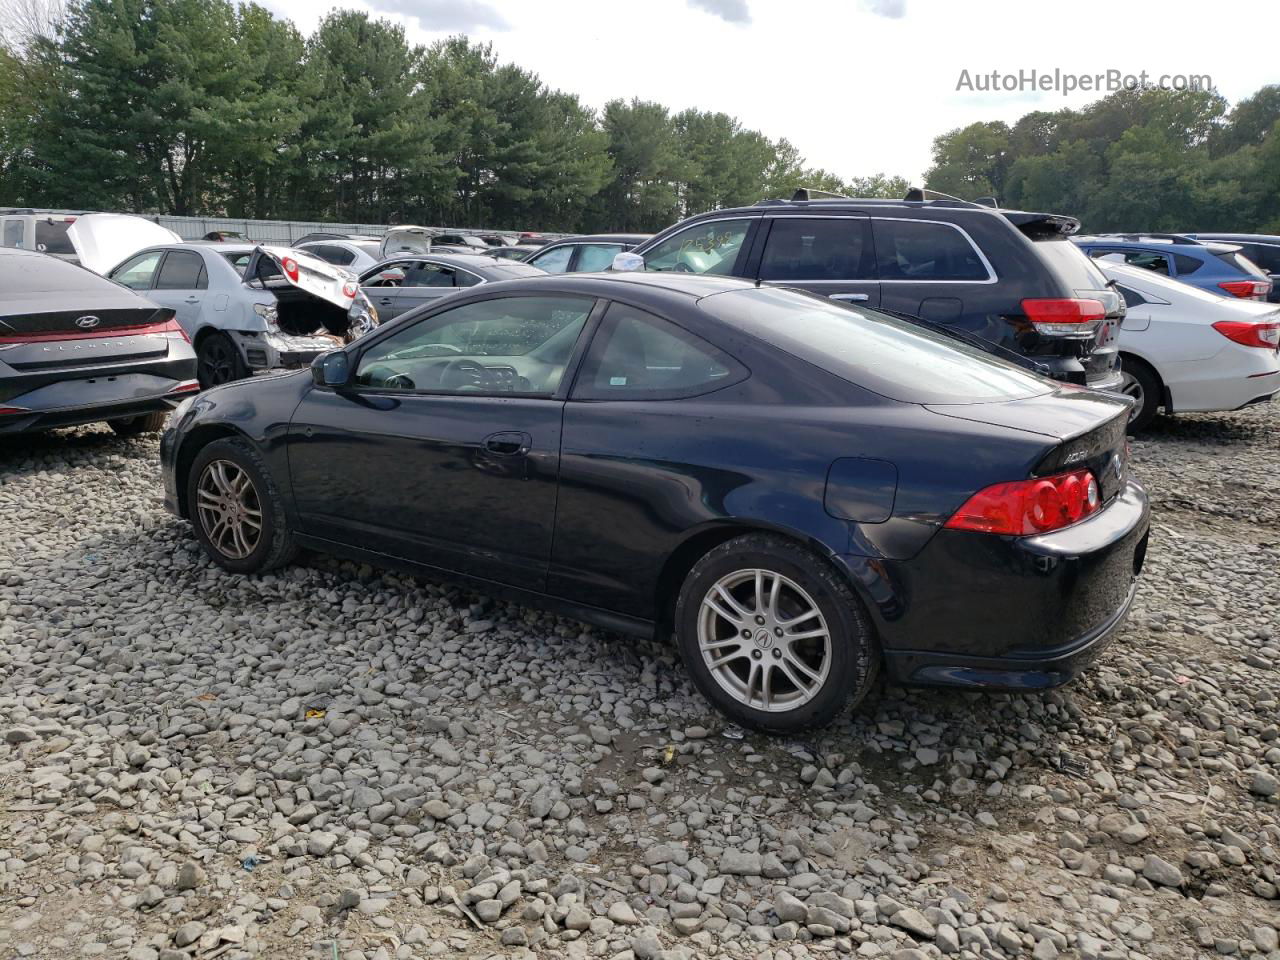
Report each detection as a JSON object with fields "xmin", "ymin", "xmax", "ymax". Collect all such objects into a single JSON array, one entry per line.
[{"xmin": 874, "ymin": 307, "xmax": 1052, "ymax": 376}]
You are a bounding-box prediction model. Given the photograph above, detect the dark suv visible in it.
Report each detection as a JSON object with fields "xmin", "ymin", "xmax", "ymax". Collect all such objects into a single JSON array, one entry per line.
[{"xmin": 615, "ymin": 191, "xmax": 1124, "ymax": 392}]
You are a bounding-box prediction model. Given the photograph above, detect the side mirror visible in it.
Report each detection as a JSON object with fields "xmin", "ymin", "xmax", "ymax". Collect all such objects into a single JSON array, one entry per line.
[
  {"xmin": 311, "ymin": 351, "xmax": 351, "ymax": 387},
  {"xmin": 611, "ymin": 251, "xmax": 645, "ymax": 272}
]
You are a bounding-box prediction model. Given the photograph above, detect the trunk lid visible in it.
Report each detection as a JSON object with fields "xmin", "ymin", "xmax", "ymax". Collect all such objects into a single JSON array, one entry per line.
[
  {"xmin": 926, "ymin": 386, "xmax": 1132, "ymax": 503},
  {"xmin": 380, "ymin": 227, "xmax": 433, "ymax": 258},
  {"xmin": 67, "ymin": 213, "xmax": 182, "ymax": 274},
  {"xmin": 242, "ymin": 245, "xmax": 357, "ymax": 310}
]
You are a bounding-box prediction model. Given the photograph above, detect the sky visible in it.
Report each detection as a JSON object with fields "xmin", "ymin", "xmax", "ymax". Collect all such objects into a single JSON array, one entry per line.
[{"xmin": 268, "ymin": 0, "xmax": 1278, "ymax": 184}]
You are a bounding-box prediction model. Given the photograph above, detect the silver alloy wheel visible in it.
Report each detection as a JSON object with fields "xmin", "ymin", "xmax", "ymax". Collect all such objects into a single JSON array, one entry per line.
[
  {"xmin": 1120, "ymin": 370, "xmax": 1145, "ymax": 423},
  {"xmin": 696, "ymin": 568, "xmax": 832, "ymax": 713},
  {"xmin": 195, "ymin": 459, "xmax": 263, "ymax": 560}
]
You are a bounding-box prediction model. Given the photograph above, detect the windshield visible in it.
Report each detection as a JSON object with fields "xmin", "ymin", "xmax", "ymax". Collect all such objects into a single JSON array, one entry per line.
[{"xmin": 699, "ymin": 287, "xmax": 1054, "ymax": 405}]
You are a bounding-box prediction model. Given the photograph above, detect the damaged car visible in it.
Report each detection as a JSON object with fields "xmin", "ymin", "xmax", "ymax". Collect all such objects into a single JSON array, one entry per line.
[{"xmin": 105, "ymin": 243, "xmax": 375, "ymax": 389}]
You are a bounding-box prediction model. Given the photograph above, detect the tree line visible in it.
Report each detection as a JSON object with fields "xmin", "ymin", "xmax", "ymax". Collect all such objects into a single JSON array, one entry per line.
[
  {"xmin": 1, "ymin": 0, "xmax": 1276, "ymax": 234},
  {"xmin": 923, "ymin": 85, "xmax": 1280, "ymax": 233},
  {"xmin": 0, "ymin": 0, "xmax": 906, "ymax": 231}
]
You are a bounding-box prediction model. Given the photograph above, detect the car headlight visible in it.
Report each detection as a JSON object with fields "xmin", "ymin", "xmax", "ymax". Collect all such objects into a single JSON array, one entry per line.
[{"xmin": 253, "ymin": 302, "xmax": 278, "ymax": 325}]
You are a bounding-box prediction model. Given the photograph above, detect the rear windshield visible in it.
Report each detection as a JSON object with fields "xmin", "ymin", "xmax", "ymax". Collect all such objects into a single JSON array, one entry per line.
[
  {"xmin": 1034, "ymin": 236, "xmax": 1110, "ymax": 292},
  {"xmin": 1217, "ymin": 251, "xmax": 1269, "ymax": 279},
  {"xmin": 3, "ymin": 253, "xmax": 114, "ymax": 293},
  {"xmin": 699, "ymin": 287, "xmax": 1053, "ymax": 404},
  {"xmin": 35, "ymin": 219, "xmax": 76, "ymax": 255},
  {"xmin": 353, "ymin": 242, "xmax": 381, "ymax": 258}
]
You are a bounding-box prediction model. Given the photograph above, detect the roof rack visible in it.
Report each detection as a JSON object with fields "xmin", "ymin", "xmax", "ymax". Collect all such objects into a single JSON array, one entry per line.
[
  {"xmin": 790, "ymin": 187, "xmax": 852, "ymax": 202},
  {"xmin": 972, "ymin": 196, "xmax": 999, "ymax": 208},
  {"xmin": 1092, "ymin": 232, "xmax": 1200, "ymax": 245}
]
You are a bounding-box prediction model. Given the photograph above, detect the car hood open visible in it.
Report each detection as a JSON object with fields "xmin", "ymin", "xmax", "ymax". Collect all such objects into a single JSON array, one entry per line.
[{"xmin": 68, "ymin": 214, "xmax": 183, "ymax": 274}]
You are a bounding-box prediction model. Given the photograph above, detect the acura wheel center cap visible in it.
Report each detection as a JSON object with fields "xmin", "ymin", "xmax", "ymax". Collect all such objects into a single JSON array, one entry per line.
[{"xmin": 754, "ymin": 629, "xmax": 773, "ymax": 649}]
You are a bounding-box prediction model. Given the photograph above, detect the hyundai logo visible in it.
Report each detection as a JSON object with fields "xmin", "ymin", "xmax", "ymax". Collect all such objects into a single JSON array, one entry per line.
[{"xmin": 74, "ymin": 315, "xmax": 101, "ymax": 329}]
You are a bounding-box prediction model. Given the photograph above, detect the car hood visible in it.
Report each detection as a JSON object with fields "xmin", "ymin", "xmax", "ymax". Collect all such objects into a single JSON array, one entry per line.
[
  {"xmin": 68, "ymin": 214, "xmax": 183, "ymax": 274},
  {"xmin": 245, "ymin": 245, "xmax": 357, "ymax": 310}
]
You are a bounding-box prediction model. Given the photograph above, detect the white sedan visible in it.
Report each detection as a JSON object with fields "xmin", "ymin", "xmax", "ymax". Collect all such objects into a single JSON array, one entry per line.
[{"xmin": 1098, "ymin": 260, "xmax": 1280, "ymax": 430}]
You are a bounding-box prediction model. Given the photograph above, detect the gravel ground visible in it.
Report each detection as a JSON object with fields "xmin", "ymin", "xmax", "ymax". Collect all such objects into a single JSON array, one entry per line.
[{"xmin": 1, "ymin": 405, "xmax": 1277, "ymax": 960}]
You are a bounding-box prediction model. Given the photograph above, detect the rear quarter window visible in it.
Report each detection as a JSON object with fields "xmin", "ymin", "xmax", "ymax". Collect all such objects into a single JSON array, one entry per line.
[
  {"xmin": 35, "ymin": 219, "xmax": 76, "ymax": 255},
  {"xmin": 872, "ymin": 219, "xmax": 990, "ymax": 281},
  {"xmin": 700, "ymin": 286, "xmax": 1054, "ymax": 404}
]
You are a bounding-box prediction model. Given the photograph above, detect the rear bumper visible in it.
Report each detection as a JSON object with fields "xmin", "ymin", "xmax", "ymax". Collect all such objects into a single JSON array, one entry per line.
[
  {"xmin": 0, "ymin": 365, "xmax": 196, "ymax": 434},
  {"xmin": 883, "ymin": 579, "xmax": 1137, "ymax": 689},
  {"xmin": 848, "ymin": 478, "xmax": 1150, "ymax": 691}
]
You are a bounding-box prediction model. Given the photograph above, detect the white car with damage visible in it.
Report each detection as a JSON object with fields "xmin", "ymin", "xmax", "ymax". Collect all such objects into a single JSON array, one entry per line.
[{"xmin": 105, "ymin": 242, "xmax": 376, "ymax": 388}]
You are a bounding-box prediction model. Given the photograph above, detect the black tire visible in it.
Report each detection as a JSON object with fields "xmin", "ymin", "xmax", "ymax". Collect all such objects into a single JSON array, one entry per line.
[
  {"xmin": 674, "ymin": 533, "xmax": 879, "ymax": 734},
  {"xmin": 108, "ymin": 411, "xmax": 168, "ymax": 436},
  {"xmin": 1120, "ymin": 357, "xmax": 1161, "ymax": 433},
  {"xmin": 187, "ymin": 437, "xmax": 296, "ymax": 573},
  {"xmin": 197, "ymin": 331, "xmax": 248, "ymax": 389}
]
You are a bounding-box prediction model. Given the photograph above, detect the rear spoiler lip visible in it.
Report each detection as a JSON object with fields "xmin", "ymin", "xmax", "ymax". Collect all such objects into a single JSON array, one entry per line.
[{"xmin": 1002, "ymin": 211, "xmax": 1082, "ymax": 237}]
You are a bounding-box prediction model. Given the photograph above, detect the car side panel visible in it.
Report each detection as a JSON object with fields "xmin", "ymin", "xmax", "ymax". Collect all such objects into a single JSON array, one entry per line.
[{"xmin": 548, "ymin": 387, "xmax": 1052, "ymax": 622}]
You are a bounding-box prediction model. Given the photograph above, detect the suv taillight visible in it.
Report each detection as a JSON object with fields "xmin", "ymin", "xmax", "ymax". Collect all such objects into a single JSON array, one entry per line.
[
  {"xmin": 945, "ymin": 468, "xmax": 1101, "ymax": 536},
  {"xmin": 1218, "ymin": 280, "xmax": 1271, "ymax": 300},
  {"xmin": 1212, "ymin": 320, "xmax": 1280, "ymax": 349},
  {"xmin": 1021, "ymin": 298, "xmax": 1106, "ymax": 336}
]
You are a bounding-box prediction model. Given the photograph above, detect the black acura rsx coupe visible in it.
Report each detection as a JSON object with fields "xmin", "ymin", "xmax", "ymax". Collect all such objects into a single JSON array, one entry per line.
[{"xmin": 161, "ymin": 272, "xmax": 1149, "ymax": 732}]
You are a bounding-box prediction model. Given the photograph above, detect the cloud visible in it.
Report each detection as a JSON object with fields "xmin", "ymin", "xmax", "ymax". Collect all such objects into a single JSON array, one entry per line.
[
  {"xmin": 687, "ymin": 0, "xmax": 751, "ymax": 24},
  {"xmin": 859, "ymin": 0, "xmax": 906, "ymax": 17},
  {"xmin": 369, "ymin": 0, "xmax": 510, "ymax": 32}
]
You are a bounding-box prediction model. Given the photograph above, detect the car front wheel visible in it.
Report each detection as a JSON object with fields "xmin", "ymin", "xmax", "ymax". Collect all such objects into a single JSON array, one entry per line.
[
  {"xmin": 187, "ymin": 437, "xmax": 296, "ymax": 573},
  {"xmin": 674, "ymin": 534, "xmax": 878, "ymax": 733}
]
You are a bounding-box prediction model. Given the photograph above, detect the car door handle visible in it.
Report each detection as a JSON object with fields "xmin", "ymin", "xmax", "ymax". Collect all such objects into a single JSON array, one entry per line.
[
  {"xmin": 482, "ymin": 431, "xmax": 531, "ymax": 457},
  {"xmin": 183, "ymin": 297, "xmax": 200, "ymax": 304},
  {"xmin": 378, "ymin": 297, "xmax": 394, "ymax": 306},
  {"xmin": 830, "ymin": 293, "xmax": 869, "ymax": 302}
]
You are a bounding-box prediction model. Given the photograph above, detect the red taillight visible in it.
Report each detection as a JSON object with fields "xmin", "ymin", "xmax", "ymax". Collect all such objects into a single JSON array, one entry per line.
[
  {"xmin": 945, "ymin": 468, "xmax": 1101, "ymax": 536},
  {"xmin": 1218, "ymin": 280, "xmax": 1271, "ymax": 300},
  {"xmin": 160, "ymin": 316, "xmax": 191, "ymax": 343},
  {"xmin": 1021, "ymin": 298, "xmax": 1106, "ymax": 336},
  {"xmin": 1212, "ymin": 320, "xmax": 1280, "ymax": 349},
  {"xmin": 0, "ymin": 406, "xmax": 29, "ymax": 416},
  {"xmin": 342, "ymin": 281, "xmax": 358, "ymax": 298},
  {"xmin": 168, "ymin": 380, "xmax": 200, "ymax": 394},
  {"xmin": 281, "ymin": 257, "xmax": 299, "ymax": 282}
]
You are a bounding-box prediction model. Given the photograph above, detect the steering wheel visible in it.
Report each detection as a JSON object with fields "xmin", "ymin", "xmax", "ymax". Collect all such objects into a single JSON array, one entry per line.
[
  {"xmin": 672, "ymin": 261, "xmax": 695, "ymax": 273},
  {"xmin": 383, "ymin": 372, "xmax": 416, "ymax": 390},
  {"xmin": 439, "ymin": 358, "xmax": 490, "ymax": 390}
]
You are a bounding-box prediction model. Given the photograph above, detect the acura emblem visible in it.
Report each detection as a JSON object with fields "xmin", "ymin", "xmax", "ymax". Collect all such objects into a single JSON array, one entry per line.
[{"xmin": 75, "ymin": 315, "xmax": 101, "ymax": 329}]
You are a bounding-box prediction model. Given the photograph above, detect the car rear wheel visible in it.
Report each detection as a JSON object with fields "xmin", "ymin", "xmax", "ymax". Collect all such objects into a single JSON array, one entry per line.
[
  {"xmin": 187, "ymin": 437, "xmax": 296, "ymax": 573},
  {"xmin": 197, "ymin": 332, "xmax": 247, "ymax": 389},
  {"xmin": 108, "ymin": 411, "xmax": 167, "ymax": 436},
  {"xmin": 1120, "ymin": 358, "xmax": 1161, "ymax": 432},
  {"xmin": 674, "ymin": 534, "xmax": 878, "ymax": 733}
]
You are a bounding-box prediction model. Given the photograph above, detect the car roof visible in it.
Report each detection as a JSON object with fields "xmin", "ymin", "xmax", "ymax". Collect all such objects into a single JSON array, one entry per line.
[
  {"xmin": 1192, "ymin": 233, "xmax": 1280, "ymax": 244},
  {"xmin": 1075, "ymin": 236, "xmax": 1239, "ymax": 255},
  {"xmin": 546, "ymin": 234, "xmax": 652, "ymax": 245}
]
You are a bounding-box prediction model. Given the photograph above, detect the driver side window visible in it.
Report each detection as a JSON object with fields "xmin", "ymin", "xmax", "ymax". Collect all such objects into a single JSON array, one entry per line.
[{"xmin": 354, "ymin": 295, "xmax": 594, "ymax": 396}]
